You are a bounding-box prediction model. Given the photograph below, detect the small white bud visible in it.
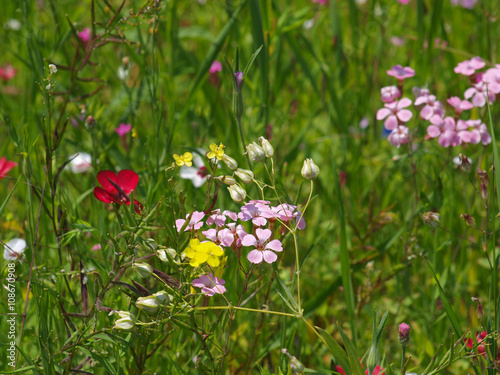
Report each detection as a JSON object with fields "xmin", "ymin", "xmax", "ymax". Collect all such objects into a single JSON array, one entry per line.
[
  {"xmin": 132, "ymin": 262, "xmax": 153, "ymax": 278},
  {"xmin": 246, "ymin": 142, "xmax": 265, "ymax": 162},
  {"xmin": 153, "ymin": 290, "xmax": 172, "ymax": 304},
  {"xmin": 136, "ymin": 296, "xmax": 159, "ymax": 314},
  {"xmin": 157, "ymin": 248, "xmax": 177, "ymax": 262},
  {"xmin": 222, "ymin": 154, "xmax": 238, "ymax": 170},
  {"xmin": 258, "ymin": 137, "xmax": 274, "ymax": 157},
  {"xmin": 234, "ymin": 168, "xmax": 254, "ymax": 184},
  {"xmin": 227, "ymin": 185, "xmax": 246, "ymax": 203},
  {"xmin": 48, "ymin": 64, "xmax": 57, "ymax": 74},
  {"xmin": 301, "ymin": 158, "xmax": 320, "ymax": 180}
]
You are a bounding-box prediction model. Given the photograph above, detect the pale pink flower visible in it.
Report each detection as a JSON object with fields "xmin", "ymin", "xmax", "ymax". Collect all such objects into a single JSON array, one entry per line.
[
  {"xmin": 388, "ymin": 126, "xmax": 409, "ymax": 148},
  {"xmin": 483, "ymin": 66, "xmax": 500, "ymax": 86},
  {"xmin": 397, "ymin": 0, "xmax": 410, "ymax": 4},
  {"xmin": 92, "ymin": 244, "xmax": 102, "ymax": 251},
  {"xmin": 381, "ymin": 86, "xmax": 401, "ymax": 103},
  {"xmin": 413, "ymin": 87, "xmax": 430, "ymax": 99},
  {"xmin": 454, "ymin": 57, "xmax": 485, "ymax": 76},
  {"xmin": 202, "ymin": 228, "xmax": 234, "ymax": 247},
  {"xmin": 450, "ymin": 0, "xmax": 477, "ymax": 9},
  {"xmin": 192, "ymin": 273, "xmax": 226, "ymax": 296},
  {"xmin": 464, "ymin": 82, "xmax": 496, "ymax": 107},
  {"xmin": 456, "ymin": 120, "xmax": 491, "ymax": 145},
  {"xmin": 226, "ymin": 223, "xmax": 247, "ymax": 248},
  {"xmin": 427, "ymin": 115, "xmax": 460, "ymax": 147},
  {"xmin": 272, "ymin": 203, "xmax": 306, "ymax": 230},
  {"xmin": 390, "ymin": 37, "xmax": 406, "ymax": 47},
  {"xmin": 414, "ymin": 95, "xmax": 444, "ymax": 120},
  {"xmin": 175, "ymin": 211, "xmax": 205, "ymax": 232},
  {"xmin": 387, "ymin": 65, "xmax": 415, "ymax": 80},
  {"xmin": 206, "ymin": 209, "xmax": 237, "ymax": 227},
  {"xmin": 242, "ymin": 228, "xmax": 283, "ymax": 264},
  {"xmin": 0, "ymin": 63, "xmax": 17, "ymax": 81},
  {"xmin": 115, "ymin": 123, "xmax": 132, "ymax": 136},
  {"xmin": 209, "ymin": 60, "xmax": 222, "ymax": 74},
  {"xmin": 376, "ymin": 98, "xmax": 413, "ymax": 130},
  {"xmin": 447, "ymin": 97, "xmax": 473, "ymax": 114},
  {"xmin": 238, "ymin": 202, "xmax": 276, "ymax": 227}
]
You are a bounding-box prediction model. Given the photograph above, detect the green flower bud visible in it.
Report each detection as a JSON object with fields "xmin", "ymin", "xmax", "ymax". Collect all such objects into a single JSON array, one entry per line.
[
  {"xmin": 234, "ymin": 168, "xmax": 254, "ymax": 184},
  {"xmin": 113, "ymin": 317, "xmax": 135, "ymax": 330},
  {"xmin": 132, "ymin": 262, "xmax": 153, "ymax": 278},
  {"xmin": 157, "ymin": 248, "xmax": 177, "ymax": 262},
  {"xmin": 259, "ymin": 136, "xmax": 274, "ymax": 157},
  {"xmin": 227, "ymin": 185, "xmax": 246, "ymax": 203},
  {"xmin": 153, "ymin": 290, "xmax": 172, "ymax": 304},
  {"xmin": 222, "ymin": 154, "xmax": 238, "ymax": 170},
  {"xmin": 136, "ymin": 296, "xmax": 159, "ymax": 314},
  {"xmin": 301, "ymin": 158, "xmax": 320, "ymax": 180},
  {"xmin": 246, "ymin": 142, "xmax": 265, "ymax": 162}
]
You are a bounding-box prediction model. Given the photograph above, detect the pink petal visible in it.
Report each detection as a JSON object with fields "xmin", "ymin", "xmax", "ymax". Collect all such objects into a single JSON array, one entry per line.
[
  {"xmin": 241, "ymin": 234, "xmax": 257, "ymax": 247},
  {"xmin": 427, "ymin": 125, "xmax": 441, "ymax": 138},
  {"xmin": 256, "ymin": 228, "xmax": 272, "ymax": 243},
  {"xmin": 265, "ymin": 239, "xmax": 283, "ymax": 252},
  {"xmin": 384, "ymin": 115, "xmax": 398, "ymax": 130},
  {"xmin": 247, "ymin": 250, "xmax": 263, "ymax": 264},
  {"xmin": 376, "ymin": 108, "xmax": 391, "ymax": 120},
  {"xmin": 472, "ymin": 94, "xmax": 486, "ymax": 108},
  {"xmin": 397, "ymin": 109, "xmax": 413, "ymax": 122},
  {"xmin": 262, "ymin": 250, "xmax": 278, "ymax": 264},
  {"xmin": 397, "ymin": 98, "xmax": 412, "ymax": 108},
  {"xmin": 420, "ymin": 106, "xmax": 433, "ymax": 120}
]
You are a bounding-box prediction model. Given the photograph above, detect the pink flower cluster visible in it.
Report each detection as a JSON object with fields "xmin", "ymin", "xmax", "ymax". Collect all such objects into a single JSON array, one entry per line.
[{"xmin": 176, "ymin": 200, "xmax": 306, "ymax": 265}]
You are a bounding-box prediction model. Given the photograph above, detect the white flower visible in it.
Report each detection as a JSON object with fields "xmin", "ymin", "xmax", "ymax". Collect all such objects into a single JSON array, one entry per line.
[
  {"xmin": 68, "ymin": 152, "xmax": 92, "ymax": 173},
  {"xmin": 180, "ymin": 154, "xmax": 208, "ymax": 188},
  {"xmin": 118, "ymin": 66, "xmax": 129, "ymax": 80},
  {"xmin": 48, "ymin": 64, "xmax": 57, "ymax": 74},
  {"xmin": 3, "ymin": 238, "xmax": 27, "ymax": 261},
  {"xmin": 5, "ymin": 19, "xmax": 21, "ymax": 31}
]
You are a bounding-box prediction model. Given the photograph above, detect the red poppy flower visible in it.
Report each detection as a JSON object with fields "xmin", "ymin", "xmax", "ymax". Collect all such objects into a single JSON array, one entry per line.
[
  {"xmin": 0, "ymin": 156, "xmax": 17, "ymax": 180},
  {"xmin": 93, "ymin": 170, "xmax": 142, "ymax": 213}
]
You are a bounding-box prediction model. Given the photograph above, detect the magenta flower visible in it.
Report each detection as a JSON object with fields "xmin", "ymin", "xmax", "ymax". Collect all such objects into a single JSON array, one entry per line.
[
  {"xmin": 427, "ymin": 116, "xmax": 460, "ymax": 147},
  {"xmin": 209, "ymin": 60, "xmax": 222, "ymax": 74},
  {"xmin": 454, "ymin": 57, "xmax": 485, "ymax": 76},
  {"xmin": 238, "ymin": 202, "xmax": 276, "ymax": 227},
  {"xmin": 414, "ymin": 95, "xmax": 444, "ymax": 120},
  {"xmin": 115, "ymin": 123, "xmax": 132, "ymax": 136},
  {"xmin": 206, "ymin": 209, "xmax": 237, "ymax": 227},
  {"xmin": 388, "ymin": 126, "xmax": 409, "ymax": 148},
  {"xmin": 192, "ymin": 273, "xmax": 226, "ymax": 296},
  {"xmin": 242, "ymin": 228, "xmax": 283, "ymax": 264},
  {"xmin": 464, "ymin": 82, "xmax": 496, "ymax": 107},
  {"xmin": 447, "ymin": 97, "xmax": 473, "ymax": 114},
  {"xmin": 399, "ymin": 322, "xmax": 411, "ymax": 346},
  {"xmin": 387, "ymin": 65, "xmax": 415, "ymax": 80},
  {"xmin": 381, "ymin": 86, "xmax": 401, "ymax": 103},
  {"xmin": 175, "ymin": 211, "xmax": 205, "ymax": 232},
  {"xmin": 376, "ymin": 98, "xmax": 413, "ymax": 130},
  {"xmin": 202, "ymin": 228, "xmax": 234, "ymax": 247},
  {"xmin": 78, "ymin": 28, "xmax": 90, "ymax": 44}
]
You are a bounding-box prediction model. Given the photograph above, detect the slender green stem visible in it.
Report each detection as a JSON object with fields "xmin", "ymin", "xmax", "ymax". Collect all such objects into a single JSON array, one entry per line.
[
  {"xmin": 191, "ymin": 305, "xmax": 296, "ymax": 317},
  {"xmin": 401, "ymin": 345, "xmax": 406, "ymax": 374}
]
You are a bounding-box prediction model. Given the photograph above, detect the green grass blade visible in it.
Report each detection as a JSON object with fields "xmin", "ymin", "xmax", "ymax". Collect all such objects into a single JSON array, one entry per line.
[
  {"xmin": 338, "ymin": 325, "xmax": 364, "ymax": 375},
  {"xmin": 317, "ymin": 327, "xmax": 352, "ymax": 375}
]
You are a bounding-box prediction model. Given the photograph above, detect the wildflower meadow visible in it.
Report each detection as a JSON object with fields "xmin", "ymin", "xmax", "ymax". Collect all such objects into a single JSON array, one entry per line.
[{"xmin": 1, "ymin": 0, "xmax": 500, "ymax": 374}]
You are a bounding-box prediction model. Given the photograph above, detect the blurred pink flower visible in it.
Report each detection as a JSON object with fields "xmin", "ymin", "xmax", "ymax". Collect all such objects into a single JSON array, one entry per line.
[
  {"xmin": 311, "ymin": 0, "xmax": 327, "ymax": 4},
  {"xmin": 387, "ymin": 65, "xmax": 415, "ymax": 80},
  {"xmin": 209, "ymin": 60, "xmax": 222, "ymax": 74},
  {"xmin": 414, "ymin": 95, "xmax": 444, "ymax": 120},
  {"xmin": 427, "ymin": 115, "xmax": 460, "ymax": 147},
  {"xmin": 381, "ymin": 86, "xmax": 401, "ymax": 103},
  {"xmin": 390, "ymin": 37, "xmax": 406, "ymax": 47},
  {"xmin": 238, "ymin": 202, "xmax": 276, "ymax": 227},
  {"xmin": 451, "ymin": 0, "xmax": 477, "ymax": 8},
  {"xmin": 192, "ymin": 273, "xmax": 226, "ymax": 296},
  {"xmin": 454, "ymin": 57, "xmax": 485, "ymax": 76},
  {"xmin": 115, "ymin": 123, "xmax": 132, "ymax": 136},
  {"xmin": 464, "ymin": 82, "xmax": 496, "ymax": 107},
  {"xmin": 242, "ymin": 228, "xmax": 283, "ymax": 264},
  {"xmin": 447, "ymin": 97, "xmax": 473, "ymax": 114},
  {"xmin": 175, "ymin": 211, "xmax": 205, "ymax": 232},
  {"xmin": 376, "ymin": 98, "xmax": 413, "ymax": 130},
  {"xmin": 0, "ymin": 156, "xmax": 17, "ymax": 180},
  {"xmin": 0, "ymin": 63, "xmax": 17, "ymax": 81},
  {"xmin": 388, "ymin": 126, "xmax": 409, "ymax": 148},
  {"xmin": 456, "ymin": 120, "xmax": 491, "ymax": 145},
  {"xmin": 397, "ymin": 0, "xmax": 411, "ymax": 4},
  {"xmin": 202, "ymin": 228, "xmax": 234, "ymax": 247},
  {"xmin": 78, "ymin": 28, "xmax": 90, "ymax": 43}
]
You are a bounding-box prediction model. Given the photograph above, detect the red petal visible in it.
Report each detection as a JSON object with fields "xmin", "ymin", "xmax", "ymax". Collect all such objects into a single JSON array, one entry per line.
[
  {"xmin": 97, "ymin": 171, "xmax": 118, "ymax": 192},
  {"xmin": 117, "ymin": 170, "xmax": 139, "ymax": 194},
  {"xmin": 0, "ymin": 156, "xmax": 17, "ymax": 178},
  {"xmin": 94, "ymin": 187, "xmax": 119, "ymax": 204},
  {"xmin": 133, "ymin": 200, "xmax": 143, "ymax": 214}
]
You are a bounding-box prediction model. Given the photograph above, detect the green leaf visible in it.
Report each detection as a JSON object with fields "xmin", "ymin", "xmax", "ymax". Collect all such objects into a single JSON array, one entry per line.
[
  {"xmin": 339, "ymin": 326, "xmax": 364, "ymax": 375},
  {"xmin": 317, "ymin": 327, "xmax": 351, "ymax": 375}
]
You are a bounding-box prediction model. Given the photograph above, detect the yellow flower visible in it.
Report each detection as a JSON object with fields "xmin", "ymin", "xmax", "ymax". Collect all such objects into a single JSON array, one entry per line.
[
  {"xmin": 183, "ymin": 238, "xmax": 224, "ymax": 267},
  {"xmin": 173, "ymin": 152, "xmax": 193, "ymax": 167},
  {"xmin": 207, "ymin": 143, "xmax": 225, "ymax": 161},
  {"xmin": 132, "ymin": 128, "xmax": 138, "ymax": 138}
]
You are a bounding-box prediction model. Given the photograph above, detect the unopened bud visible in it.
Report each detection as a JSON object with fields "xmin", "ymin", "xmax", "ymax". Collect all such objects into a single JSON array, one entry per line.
[
  {"xmin": 460, "ymin": 213, "xmax": 476, "ymax": 227},
  {"xmin": 153, "ymin": 290, "xmax": 172, "ymax": 304},
  {"xmin": 422, "ymin": 212, "xmax": 440, "ymax": 228},
  {"xmin": 222, "ymin": 154, "xmax": 238, "ymax": 170},
  {"xmin": 301, "ymin": 158, "xmax": 320, "ymax": 180},
  {"xmin": 227, "ymin": 185, "xmax": 246, "ymax": 203},
  {"xmin": 221, "ymin": 175, "xmax": 237, "ymax": 185},
  {"xmin": 157, "ymin": 248, "xmax": 177, "ymax": 262},
  {"xmin": 281, "ymin": 349, "xmax": 304, "ymax": 375},
  {"xmin": 259, "ymin": 136, "xmax": 274, "ymax": 157},
  {"xmin": 234, "ymin": 168, "xmax": 254, "ymax": 184},
  {"xmin": 399, "ymin": 322, "xmax": 411, "ymax": 346},
  {"xmin": 246, "ymin": 142, "xmax": 265, "ymax": 162},
  {"xmin": 133, "ymin": 262, "xmax": 153, "ymax": 278},
  {"xmin": 136, "ymin": 295, "xmax": 159, "ymax": 314},
  {"xmin": 113, "ymin": 311, "xmax": 135, "ymax": 330},
  {"xmin": 481, "ymin": 182, "xmax": 488, "ymax": 200},
  {"xmin": 458, "ymin": 154, "xmax": 471, "ymax": 172},
  {"xmin": 234, "ymin": 71, "xmax": 244, "ymax": 93},
  {"xmin": 472, "ymin": 297, "xmax": 484, "ymax": 319}
]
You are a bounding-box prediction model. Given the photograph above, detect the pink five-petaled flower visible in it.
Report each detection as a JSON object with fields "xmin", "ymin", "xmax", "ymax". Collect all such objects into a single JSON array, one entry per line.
[
  {"xmin": 175, "ymin": 211, "xmax": 205, "ymax": 232},
  {"xmin": 272, "ymin": 203, "xmax": 306, "ymax": 230},
  {"xmin": 380, "ymin": 86, "xmax": 401, "ymax": 103},
  {"xmin": 238, "ymin": 202, "xmax": 276, "ymax": 227},
  {"xmin": 427, "ymin": 115, "xmax": 460, "ymax": 148},
  {"xmin": 387, "ymin": 65, "xmax": 415, "ymax": 81},
  {"xmin": 226, "ymin": 223, "xmax": 248, "ymax": 248},
  {"xmin": 93, "ymin": 170, "xmax": 143, "ymax": 213},
  {"xmin": 192, "ymin": 273, "xmax": 226, "ymax": 297},
  {"xmin": 209, "ymin": 60, "xmax": 222, "ymax": 74},
  {"xmin": 202, "ymin": 228, "xmax": 234, "ymax": 248},
  {"xmin": 0, "ymin": 156, "xmax": 17, "ymax": 180},
  {"xmin": 242, "ymin": 228, "xmax": 283, "ymax": 264},
  {"xmin": 456, "ymin": 119, "xmax": 491, "ymax": 145},
  {"xmin": 454, "ymin": 57, "xmax": 485, "ymax": 76},
  {"xmin": 447, "ymin": 96, "xmax": 473, "ymax": 115},
  {"xmin": 376, "ymin": 98, "xmax": 413, "ymax": 130},
  {"xmin": 115, "ymin": 123, "xmax": 132, "ymax": 136},
  {"xmin": 414, "ymin": 94, "xmax": 444, "ymax": 120},
  {"xmin": 206, "ymin": 209, "xmax": 238, "ymax": 227},
  {"xmin": 388, "ymin": 126, "xmax": 409, "ymax": 148},
  {"xmin": 464, "ymin": 80, "xmax": 499, "ymax": 108}
]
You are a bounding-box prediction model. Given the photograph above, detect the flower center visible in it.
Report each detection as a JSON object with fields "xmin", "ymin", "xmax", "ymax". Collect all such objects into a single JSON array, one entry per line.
[{"xmin": 197, "ymin": 166, "xmax": 208, "ymax": 177}]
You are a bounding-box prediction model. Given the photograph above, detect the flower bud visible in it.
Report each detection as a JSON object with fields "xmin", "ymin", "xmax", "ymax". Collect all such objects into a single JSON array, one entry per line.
[
  {"xmin": 113, "ymin": 317, "xmax": 135, "ymax": 330},
  {"xmin": 153, "ymin": 290, "xmax": 172, "ymax": 304},
  {"xmin": 234, "ymin": 71, "xmax": 244, "ymax": 93},
  {"xmin": 133, "ymin": 262, "xmax": 153, "ymax": 278},
  {"xmin": 232, "ymin": 71, "xmax": 244, "ymax": 120},
  {"xmin": 301, "ymin": 158, "xmax": 320, "ymax": 180},
  {"xmin": 219, "ymin": 175, "xmax": 237, "ymax": 185},
  {"xmin": 234, "ymin": 168, "xmax": 254, "ymax": 184},
  {"xmin": 222, "ymin": 154, "xmax": 238, "ymax": 170},
  {"xmin": 259, "ymin": 137, "xmax": 274, "ymax": 157},
  {"xmin": 136, "ymin": 295, "xmax": 159, "ymax": 314},
  {"xmin": 422, "ymin": 212, "xmax": 440, "ymax": 228},
  {"xmin": 399, "ymin": 322, "xmax": 411, "ymax": 346},
  {"xmin": 227, "ymin": 185, "xmax": 246, "ymax": 203},
  {"xmin": 246, "ymin": 142, "xmax": 265, "ymax": 162},
  {"xmin": 290, "ymin": 356, "xmax": 305, "ymax": 375},
  {"xmin": 157, "ymin": 248, "xmax": 177, "ymax": 262},
  {"xmin": 460, "ymin": 213, "xmax": 476, "ymax": 227},
  {"xmin": 48, "ymin": 64, "xmax": 57, "ymax": 74}
]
